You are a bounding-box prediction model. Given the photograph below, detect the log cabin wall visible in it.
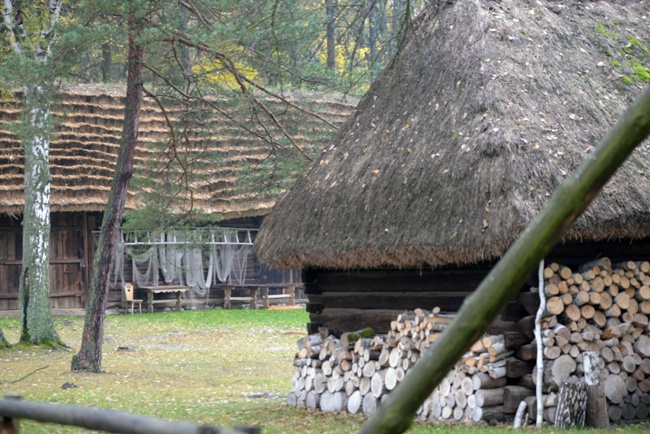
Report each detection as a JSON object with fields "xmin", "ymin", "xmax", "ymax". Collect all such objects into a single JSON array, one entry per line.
[
  {"xmin": 0, "ymin": 211, "xmax": 102, "ymax": 310},
  {"xmin": 304, "ymin": 238, "xmax": 650, "ymax": 334},
  {"xmin": 304, "ymin": 267, "xmax": 492, "ymax": 334}
]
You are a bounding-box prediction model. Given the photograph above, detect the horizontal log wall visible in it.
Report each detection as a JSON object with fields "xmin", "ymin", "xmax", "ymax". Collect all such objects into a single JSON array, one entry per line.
[
  {"xmin": 304, "ymin": 238, "xmax": 650, "ymax": 333},
  {"xmin": 304, "ymin": 268, "xmax": 491, "ymax": 333}
]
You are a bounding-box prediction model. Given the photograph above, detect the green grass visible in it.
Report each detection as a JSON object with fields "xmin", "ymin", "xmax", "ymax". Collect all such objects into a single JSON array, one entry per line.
[{"xmin": 1, "ymin": 310, "xmax": 649, "ymax": 433}]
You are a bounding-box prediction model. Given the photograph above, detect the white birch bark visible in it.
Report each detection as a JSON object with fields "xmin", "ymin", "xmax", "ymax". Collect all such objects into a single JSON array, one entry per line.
[
  {"xmin": 534, "ymin": 260, "xmax": 546, "ymax": 427},
  {"xmin": 4, "ymin": 0, "xmax": 63, "ymax": 344}
]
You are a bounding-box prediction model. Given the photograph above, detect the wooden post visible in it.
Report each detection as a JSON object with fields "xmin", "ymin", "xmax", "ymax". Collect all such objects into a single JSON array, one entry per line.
[
  {"xmin": 262, "ymin": 286, "xmax": 270, "ymax": 309},
  {"xmin": 289, "ymin": 271, "xmax": 296, "ymax": 306},
  {"xmin": 583, "ymin": 351, "xmax": 609, "ymax": 428},
  {"xmin": 147, "ymin": 290, "xmax": 154, "ymax": 314},
  {"xmin": 554, "ymin": 380, "xmax": 587, "ymax": 428},
  {"xmin": 250, "ymin": 287, "xmax": 258, "ymax": 310},
  {"xmin": 175, "ymin": 291, "xmax": 182, "ymax": 311},
  {"xmin": 224, "ymin": 287, "xmax": 232, "ymax": 309}
]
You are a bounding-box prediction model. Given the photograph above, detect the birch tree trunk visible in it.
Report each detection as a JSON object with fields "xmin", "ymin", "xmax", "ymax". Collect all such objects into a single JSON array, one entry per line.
[
  {"xmin": 2, "ymin": 0, "xmax": 64, "ymax": 346},
  {"xmin": 18, "ymin": 83, "xmax": 61, "ymax": 345},
  {"xmin": 71, "ymin": 6, "xmax": 143, "ymax": 373}
]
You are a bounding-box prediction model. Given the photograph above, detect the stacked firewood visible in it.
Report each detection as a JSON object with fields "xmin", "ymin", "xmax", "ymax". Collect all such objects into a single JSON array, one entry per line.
[
  {"xmin": 532, "ymin": 259, "xmax": 650, "ymax": 423},
  {"xmin": 287, "ymin": 258, "xmax": 650, "ymax": 425},
  {"xmin": 287, "ymin": 307, "xmax": 536, "ymax": 423}
]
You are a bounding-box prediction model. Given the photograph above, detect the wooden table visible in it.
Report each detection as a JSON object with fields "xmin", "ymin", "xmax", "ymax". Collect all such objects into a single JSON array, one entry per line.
[{"xmin": 140, "ymin": 285, "xmax": 188, "ymax": 313}]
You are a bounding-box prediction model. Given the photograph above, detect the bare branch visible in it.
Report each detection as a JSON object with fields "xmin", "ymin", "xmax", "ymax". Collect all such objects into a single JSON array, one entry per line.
[{"xmin": 141, "ymin": 61, "xmax": 282, "ymax": 151}]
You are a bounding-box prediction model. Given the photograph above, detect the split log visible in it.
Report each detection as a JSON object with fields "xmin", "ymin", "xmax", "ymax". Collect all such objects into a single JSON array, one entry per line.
[
  {"xmin": 546, "ymin": 297, "xmax": 565, "ymax": 316},
  {"xmin": 505, "ymin": 357, "xmax": 533, "ymax": 379},
  {"xmin": 320, "ymin": 391, "xmax": 348, "ymax": 413},
  {"xmin": 634, "ymin": 335, "xmax": 650, "ymax": 358},
  {"xmin": 475, "ymin": 388, "xmax": 504, "ymax": 408},
  {"xmin": 370, "ymin": 370, "xmax": 386, "ymax": 399},
  {"xmin": 306, "ymin": 390, "xmax": 320, "ymax": 409},
  {"xmin": 362, "ymin": 393, "xmax": 377, "ymax": 415},
  {"xmin": 544, "ymin": 355, "xmax": 576, "ymax": 391},
  {"xmin": 472, "ymin": 372, "xmax": 507, "ymax": 390},
  {"xmin": 472, "ymin": 405, "xmax": 506, "ymax": 423},
  {"xmin": 384, "ymin": 367, "xmax": 397, "ymax": 391},
  {"xmin": 515, "ymin": 343, "xmax": 537, "ymax": 361},
  {"xmin": 604, "ymin": 375, "xmax": 627, "ymax": 404},
  {"xmin": 503, "ymin": 386, "xmax": 535, "ymax": 414},
  {"xmin": 347, "ymin": 390, "xmax": 362, "ymax": 414},
  {"xmin": 608, "ymin": 405, "xmax": 623, "ymax": 422}
]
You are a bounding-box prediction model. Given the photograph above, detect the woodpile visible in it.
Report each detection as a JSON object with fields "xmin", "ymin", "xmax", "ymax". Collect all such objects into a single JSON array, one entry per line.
[
  {"xmin": 530, "ymin": 259, "xmax": 650, "ymax": 423},
  {"xmin": 288, "ymin": 307, "xmax": 536, "ymax": 423},
  {"xmin": 287, "ymin": 258, "xmax": 650, "ymax": 426}
]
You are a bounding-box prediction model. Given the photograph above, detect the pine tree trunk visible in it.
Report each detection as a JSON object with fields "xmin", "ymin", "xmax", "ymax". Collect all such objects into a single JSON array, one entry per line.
[
  {"xmin": 19, "ymin": 83, "xmax": 61, "ymax": 346},
  {"xmin": 71, "ymin": 8, "xmax": 143, "ymax": 373},
  {"xmin": 101, "ymin": 43, "xmax": 113, "ymax": 82},
  {"xmin": 177, "ymin": 1, "xmax": 191, "ymax": 73},
  {"xmin": 368, "ymin": 2, "xmax": 379, "ymax": 72},
  {"xmin": 326, "ymin": 0, "xmax": 337, "ymax": 70}
]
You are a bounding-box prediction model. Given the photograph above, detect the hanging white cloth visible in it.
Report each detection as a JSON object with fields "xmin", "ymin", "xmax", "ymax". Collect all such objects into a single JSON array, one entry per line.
[{"xmin": 158, "ymin": 232, "xmax": 184, "ymax": 284}]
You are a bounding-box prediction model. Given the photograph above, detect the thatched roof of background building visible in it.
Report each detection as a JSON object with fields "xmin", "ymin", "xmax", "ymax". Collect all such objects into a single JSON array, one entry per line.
[
  {"xmin": 0, "ymin": 85, "xmax": 354, "ymax": 219},
  {"xmin": 255, "ymin": 0, "xmax": 650, "ymax": 270}
]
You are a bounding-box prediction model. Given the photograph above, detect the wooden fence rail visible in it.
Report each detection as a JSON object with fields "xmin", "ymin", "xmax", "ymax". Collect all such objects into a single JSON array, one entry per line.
[{"xmin": 0, "ymin": 396, "xmax": 259, "ymax": 434}]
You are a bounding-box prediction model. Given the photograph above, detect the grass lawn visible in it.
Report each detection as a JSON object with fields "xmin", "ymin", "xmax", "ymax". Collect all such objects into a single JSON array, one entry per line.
[{"xmin": 0, "ymin": 309, "xmax": 648, "ymax": 433}]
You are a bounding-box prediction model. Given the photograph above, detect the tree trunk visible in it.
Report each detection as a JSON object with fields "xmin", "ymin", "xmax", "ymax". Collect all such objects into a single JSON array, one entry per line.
[
  {"xmin": 326, "ymin": 0, "xmax": 337, "ymax": 70},
  {"xmin": 0, "ymin": 328, "xmax": 8, "ymax": 348},
  {"xmin": 101, "ymin": 43, "xmax": 113, "ymax": 82},
  {"xmin": 368, "ymin": 2, "xmax": 379, "ymax": 72},
  {"xmin": 554, "ymin": 381, "xmax": 587, "ymax": 428},
  {"xmin": 71, "ymin": 7, "xmax": 143, "ymax": 373},
  {"xmin": 359, "ymin": 85, "xmax": 650, "ymax": 434},
  {"xmin": 177, "ymin": 1, "xmax": 191, "ymax": 73},
  {"xmin": 19, "ymin": 83, "xmax": 61, "ymax": 346}
]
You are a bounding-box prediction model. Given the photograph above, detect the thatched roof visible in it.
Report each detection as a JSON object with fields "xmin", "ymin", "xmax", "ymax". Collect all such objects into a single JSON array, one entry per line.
[
  {"xmin": 0, "ymin": 85, "xmax": 354, "ymax": 219},
  {"xmin": 255, "ymin": 0, "xmax": 650, "ymax": 270}
]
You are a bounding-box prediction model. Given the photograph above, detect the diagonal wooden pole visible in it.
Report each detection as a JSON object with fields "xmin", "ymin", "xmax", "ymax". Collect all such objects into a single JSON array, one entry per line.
[{"xmin": 360, "ymin": 84, "xmax": 650, "ymax": 434}]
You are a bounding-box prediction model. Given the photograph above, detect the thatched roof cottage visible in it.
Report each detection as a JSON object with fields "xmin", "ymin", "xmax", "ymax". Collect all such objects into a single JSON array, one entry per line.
[
  {"xmin": 0, "ymin": 86, "xmax": 355, "ymax": 311},
  {"xmin": 255, "ymin": 0, "xmax": 650, "ymax": 332}
]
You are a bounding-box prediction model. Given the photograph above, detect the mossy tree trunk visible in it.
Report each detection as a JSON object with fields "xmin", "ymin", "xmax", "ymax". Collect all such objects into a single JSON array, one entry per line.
[
  {"xmin": 71, "ymin": 6, "xmax": 143, "ymax": 373},
  {"xmin": 360, "ymin": 85, "xmax": 650, "ymax": 434}
]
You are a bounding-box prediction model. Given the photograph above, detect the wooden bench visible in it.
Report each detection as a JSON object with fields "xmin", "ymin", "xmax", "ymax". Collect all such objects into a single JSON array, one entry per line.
[
  {"xmin": 260, "ymin": 283, "xmax": 304, "ymax": 309},
  {"xmin": 139, "ymin": 285, "xmax": 189, "ymax": 313},
  {"xmin": 221, "ymin": 286, "xmax": 258, "ymax": 310},
  {"xmin": 219, "ymin": 283, "xmax": 304, "ymax": 309}
]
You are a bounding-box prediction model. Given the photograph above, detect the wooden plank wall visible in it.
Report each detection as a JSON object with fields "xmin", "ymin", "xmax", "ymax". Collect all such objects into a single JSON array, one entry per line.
[
  {"xmin": 0, "ymin": 216, "xmax": 21, "ymax": 310},
  {"xmin": 0, "ymin": 212, "xmax": 101, "ymax": 310}
]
